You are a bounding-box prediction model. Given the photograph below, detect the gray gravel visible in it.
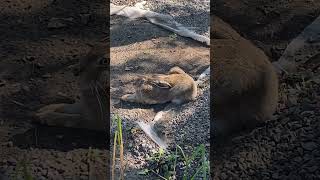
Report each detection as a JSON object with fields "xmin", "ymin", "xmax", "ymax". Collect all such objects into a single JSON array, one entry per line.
[
  {"xmin": 111, "ymin": 0, "xmax": 210, "ymax": 37},
  {"xmin": 155, "ymin": 85, "xmax": 210, "ymax": 152}
]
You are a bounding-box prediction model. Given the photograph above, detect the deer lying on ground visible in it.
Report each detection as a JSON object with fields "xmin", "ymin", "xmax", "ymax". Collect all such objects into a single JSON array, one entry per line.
[
  {"xmin": 34, "ymin": 44, "xmax": 109, "ymax": 131},
  {"xmin": 121, "ymin": 66, "xmax": 197, "ymax": 105},
  {"xmin": 211, "ymin": 16, "xmax": 279, "ymax": 137}
]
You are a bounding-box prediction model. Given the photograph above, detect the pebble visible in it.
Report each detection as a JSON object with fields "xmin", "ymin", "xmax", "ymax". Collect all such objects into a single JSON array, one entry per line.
[
  {"xmin": 80, "ymin": 14, "xmax": 91, "ymax": 25},
  {"xmin": 301, "ymin": 142, "xmax": 317, "ymax": 151},
  {"xmin": 42, "ymin": 74, "xmax": 52, "ymax": 78},
  {"xmin": 0, "ymin": 80, "xmax": 5, "ymax": 87},
  {"xmin": 47, "ymin": 17, "xmax": 73, "ymax": 29},
  {"xmin": 6, "ymin": 141, "xmax": 13, "ymax": 147}
]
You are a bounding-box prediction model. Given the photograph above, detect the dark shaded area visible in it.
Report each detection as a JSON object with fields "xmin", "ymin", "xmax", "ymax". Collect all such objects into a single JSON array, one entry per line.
[
  {"xmin": 213, "ymin": 0, "xmax": 320, "ymax": 61},
  {"xmin": 0, "ymin": 0, "xmax": 109, "ymax": 179},
  {"xmin": 115, "ymin": 99, "xmax": 169, "ymax": 111},
  {"xmin": 212, "ymin": 0, "xmax": 320, "ymax": 179},
  {"xmin": 12, "ymin": 126, "xmax": 107, "ymax": 151}
]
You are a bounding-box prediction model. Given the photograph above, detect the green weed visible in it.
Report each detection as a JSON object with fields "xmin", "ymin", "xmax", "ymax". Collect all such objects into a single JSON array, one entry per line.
[
  {"xmin": 14, "ymin": 157, "xmax": 34, "ymax": 180},
  {"xmin": 142, "ymin": 144, "xmax": 210, "ymax": 179},
  {"xmin": 111, "ymin": 114, "xmax": 125, "ymax": 180}
]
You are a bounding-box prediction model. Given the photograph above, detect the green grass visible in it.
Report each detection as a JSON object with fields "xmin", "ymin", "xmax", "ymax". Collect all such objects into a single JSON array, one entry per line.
[
  {"xmin": 14, "ymin": 157, "xmax": 34, "ymax": 180},
  {"xmin": 111, "ymin": 115, "xmax": 210, "ymax": 179},
  {"xmin": 141, "ymin": 144, "xmax": 210, "ymax": 180},
  {"xmin": 169, "ymin": 33, "xmax": 178, "ymax": 41},
  {"xmin": 111, "ymin": 114, "xmax": 125, "ymax": 180}
]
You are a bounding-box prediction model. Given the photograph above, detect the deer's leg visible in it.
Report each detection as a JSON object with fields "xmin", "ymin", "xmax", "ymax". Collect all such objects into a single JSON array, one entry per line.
[{"xmin": 34, "ymin": 102, "xmax": 85, "ymax": 128}]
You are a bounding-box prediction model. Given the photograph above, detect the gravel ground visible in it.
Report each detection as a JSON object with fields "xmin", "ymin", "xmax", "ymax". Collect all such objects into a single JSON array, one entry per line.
[
  {"xmin": 0, "ymin": 0, "xmax": 109, "ymax": 179},
  {"xmin": 155, "ymin": 85, "xmax": 210, "ymax": 150},
  {"xmin": 111, "ymin": 0, "xmax": 210, "ymax": 37},
  {"xmin": 110, "ymin": 1, "xmax": 210, "ymax": 179}
]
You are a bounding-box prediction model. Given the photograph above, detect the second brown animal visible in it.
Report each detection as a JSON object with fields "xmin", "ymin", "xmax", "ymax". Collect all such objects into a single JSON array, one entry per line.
[{"xmin": 211, "ymin": 16, "xmax": 279, "ymax": 137}]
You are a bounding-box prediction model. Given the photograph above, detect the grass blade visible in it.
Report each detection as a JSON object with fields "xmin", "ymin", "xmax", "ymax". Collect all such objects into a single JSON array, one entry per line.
[{"xmin": 111, "ymin": 131, "xmax": 118, "ymax": 180}]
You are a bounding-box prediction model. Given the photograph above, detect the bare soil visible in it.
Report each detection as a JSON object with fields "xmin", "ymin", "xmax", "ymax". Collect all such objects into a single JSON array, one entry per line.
[
  {"xmin": 212, "ymin": 1, "xmax": 320, "ymax": 179},
  {"xmin": 0, "ymin": 0, "xmax": 109, "ymax": 179}
]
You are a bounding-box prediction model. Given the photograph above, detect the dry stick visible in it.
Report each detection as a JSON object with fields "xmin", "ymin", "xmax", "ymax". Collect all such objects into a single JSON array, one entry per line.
[
  {"xmin": 150, "ymin": 169, "xmax": 167, "ymax": 180},
  {"xmin": 11, "ymin": 100, "xmax": 27, "ymax": 108}
]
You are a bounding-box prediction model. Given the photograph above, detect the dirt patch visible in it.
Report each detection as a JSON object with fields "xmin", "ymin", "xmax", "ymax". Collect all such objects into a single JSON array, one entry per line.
[
  {"xmin": 212, "ymin": 1, "xmax": 320, "ymax": 179},
  {"xmin": 0, "ymin": 0, "xmax": 109, "ymax": 179}
]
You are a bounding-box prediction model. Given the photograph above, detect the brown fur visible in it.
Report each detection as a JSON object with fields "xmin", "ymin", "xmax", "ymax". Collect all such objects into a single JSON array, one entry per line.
[
  {"xmin": 211, "ymin": 16, "xmax": 279, "ymax": 136},
  {"xmin": 121, "ymin": 66, "xmax": 197, "ymax": 105},
  {"xmin": 34, "ymin": 43, "xmax": 109, "ymax": 131}
]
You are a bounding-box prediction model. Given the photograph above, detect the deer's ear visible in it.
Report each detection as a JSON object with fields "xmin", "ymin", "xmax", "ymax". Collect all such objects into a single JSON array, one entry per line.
[
  {"xmin": 168, "ymin": 66, "xmax": 185, "ymax": 74},
  {"xmin": 150, "ymin": 80, "xmax": 172, "ymax": 89}
]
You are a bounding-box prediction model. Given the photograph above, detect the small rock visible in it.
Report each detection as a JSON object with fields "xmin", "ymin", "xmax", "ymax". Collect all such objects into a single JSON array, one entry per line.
[
  {"xmin": 0, "ymin": 80, "xmax": 6, "ymax": 87},
  {"xmin": 287, "ymin": 95, "xmax": 298, "ymax": 106},
  {"xmin": 220, "ymin": 172, "xmax": 227, "ymax": 180},
  {"xmin": 57, "ymin": 92, "xmax": 68, "ymax": 98},
  {"xmin": 272, "ymin": 172, "xmax": 280, "ymax": 179},
  {"xmin": 7, "ymin": 157, "xmax": 17, "ymax": 165},
  {"xmin": 42, "ymin": 74, "xmax": 52, "ymax": 78},
  {"xmin": 56, "ymin": 135, "xmax": 64, "ymax": 139},
  {"xmin": 23, "ymin": 56, "xmax": 35, "ymax": 61},
  {"xmin": 48, "ymin": 17, "xmax": 73, "ymax": 29},
  {"xmin": 57, "ymin": 168, "xmax": 65, "ymax": 174},
  {"xmin": 66, "ymin": 153, "xmax": 73, "ymax": 161},
  {"xmin": 301, "ymin": 111, "xmax": 314, "ymax": 117},
  {"xmin": 125, "ymin": 66, "xmax": 134, "ymax": 71},
  {"xmin": 48, "ymin": 18, "xmax": 67, "ymax": 29},
  {"xmin": 301, "ymin": 142, "xmax": 317, "ymax": 151},
  {"xmin": 6, "ymin": 141, "xmax": 13, "ymax": 147},
  {"xmin": 297, "ymin": 147, "xmax": 304, "ymax": 155},
  {"xmin": 310, "ymin": 76, "xmax": 320, "ymax": 84},
  {"xmin": 80, "ymin": 163, "xmax": 87, "ymax": 171},
  {"xmin": 80, "ymin": 14, "xmax": 91, "ymax": 25},
  {"xmin": 307, "ymin": 36, "xmax": 320, "ymax": 43},
  {"xmin": 293, "ymin": 157, "xmax": 302, "ymax": 162},
  {"xmin": 21, "ymin": 85, "xmax": 30, "ymax": 92},
  {"xmin": 306, "ymin": 166, "xmax": 318, "ymax": 173},
  {"xmin": 35, "ymin": 63, "xmax": 44, "ymax": 68}
]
